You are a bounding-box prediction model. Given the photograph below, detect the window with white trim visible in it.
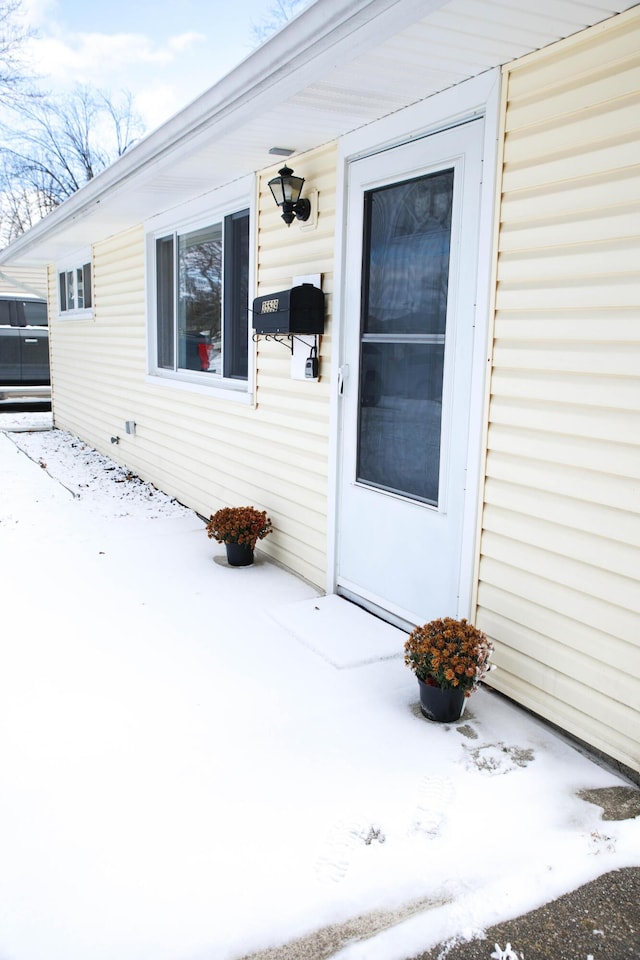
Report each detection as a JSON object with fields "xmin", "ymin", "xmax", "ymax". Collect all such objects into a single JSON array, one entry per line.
[
  {"xmin": 153, "ymin": 207, "xmax": 250, "ymax": 383},
  {"xmin": 58, "ymin": 261, "xmax": 92, "ymax": 314}
]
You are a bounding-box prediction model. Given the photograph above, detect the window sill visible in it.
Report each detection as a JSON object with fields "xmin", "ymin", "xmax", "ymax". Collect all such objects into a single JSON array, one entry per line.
[
  {"xmin": 146, "ymin": 372, "xmax": 253, "ymax": 404},
  {"xmin": 57, "ymin": 309, "xmax": 93, "ymax": 321}
]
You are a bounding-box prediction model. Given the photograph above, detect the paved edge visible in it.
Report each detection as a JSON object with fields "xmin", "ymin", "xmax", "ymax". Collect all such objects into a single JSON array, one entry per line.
[{"xmin": 408, "ymin": 867, "xmax": 640, "ymax": 960}]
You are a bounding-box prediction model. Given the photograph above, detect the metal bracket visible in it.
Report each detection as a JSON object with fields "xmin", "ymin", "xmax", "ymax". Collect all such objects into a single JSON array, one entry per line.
[{"xmin": 252, "ymin": 332, "xmax": 318, "ymax": 356}]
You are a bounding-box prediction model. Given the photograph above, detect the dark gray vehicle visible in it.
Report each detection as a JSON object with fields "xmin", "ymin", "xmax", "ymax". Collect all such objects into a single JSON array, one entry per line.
[{"xmin": 0, "ymin": 296, "xmax": 50, "ymax": 401}]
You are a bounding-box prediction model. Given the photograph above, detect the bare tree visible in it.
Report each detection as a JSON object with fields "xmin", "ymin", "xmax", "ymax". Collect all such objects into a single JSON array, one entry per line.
[
  {"xmin": 0, "ymin": 0, "xmax": 37, "ymax": 106},
  {"xmin": 0, "ymin": 85, "xmax": 145, "ymax": 244},
  {"xmin": 250, "ymin": 0, "xmax": 310, "ymax": 45}
]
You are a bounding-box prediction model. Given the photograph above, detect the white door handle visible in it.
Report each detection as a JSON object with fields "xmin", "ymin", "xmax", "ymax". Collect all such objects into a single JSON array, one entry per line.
[{"xmin": 338, "ymin": 364, "xmax": 349, "ymax": 395}]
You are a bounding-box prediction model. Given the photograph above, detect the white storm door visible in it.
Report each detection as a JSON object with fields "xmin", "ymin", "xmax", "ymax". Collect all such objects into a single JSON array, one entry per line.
[{"xmin": 336, "ymin": 120, "xmax": 484, "ymax": 626}]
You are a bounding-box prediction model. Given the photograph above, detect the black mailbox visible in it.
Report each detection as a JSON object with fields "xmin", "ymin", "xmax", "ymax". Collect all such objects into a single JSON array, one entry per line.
[{"xmin": 252, "ymin": 284, "xmax": 325, "ymax": 335}]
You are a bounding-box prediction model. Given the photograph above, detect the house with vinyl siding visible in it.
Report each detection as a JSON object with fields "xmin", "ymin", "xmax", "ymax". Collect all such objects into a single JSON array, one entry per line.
[
  {"xmin": 0, "ymin": 265, "xmax": 46, "ymax": 300},
  {"xmin": 1, "ymin": 0, "xmax": 638, "ymax": 775}
]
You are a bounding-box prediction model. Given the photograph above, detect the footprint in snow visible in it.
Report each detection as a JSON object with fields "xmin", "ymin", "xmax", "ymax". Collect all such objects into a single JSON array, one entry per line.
[
  {"xmin": 409, "ymin": 775, "xmax": 454, "ymax": 838},
  {"xmin": 314, "ymin": 815, "xmax": 385, "ymax": 884}
]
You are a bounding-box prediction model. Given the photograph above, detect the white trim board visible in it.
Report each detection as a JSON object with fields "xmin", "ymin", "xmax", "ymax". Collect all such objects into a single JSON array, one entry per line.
[{"xmin": 327, "ymin": 68, "xmax": 502, "ymax": 615}]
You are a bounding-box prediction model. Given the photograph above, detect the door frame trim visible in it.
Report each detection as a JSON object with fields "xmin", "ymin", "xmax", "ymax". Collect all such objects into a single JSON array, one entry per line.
[{"xmin": 327, "ymin": 68, "xmax": 501, "ymax": 619}]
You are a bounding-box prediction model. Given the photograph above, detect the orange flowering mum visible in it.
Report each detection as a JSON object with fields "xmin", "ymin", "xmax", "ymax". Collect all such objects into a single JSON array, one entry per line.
[
  {"xmin": 404, "ymin": 617, "xmax": 494, "ymax": 696},
  {"xmin": 206, "ymin": 506, "xmax": 273, "ymax": 550}
]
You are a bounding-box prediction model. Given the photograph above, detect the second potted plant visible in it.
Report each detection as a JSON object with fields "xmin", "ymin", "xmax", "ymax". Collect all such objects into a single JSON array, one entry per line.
[
  {"xmin": 206, "ymin": 506, "xmax": 273, "ymax": 566},
  {"xmin": 404, "ymin": 617, "xmax": 494, "ymax": 722}
]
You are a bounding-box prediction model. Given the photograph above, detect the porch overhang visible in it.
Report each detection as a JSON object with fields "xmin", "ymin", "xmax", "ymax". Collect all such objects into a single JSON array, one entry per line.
[{"xmin": 0, "ymin": 0, "xmax": 636, "ymax": 265}]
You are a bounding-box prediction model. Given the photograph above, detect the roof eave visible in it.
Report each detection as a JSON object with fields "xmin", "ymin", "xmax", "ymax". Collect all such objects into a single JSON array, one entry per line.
[{"xmin": 0, "ymin": 0, "xmax": 447, "ymax": 265}]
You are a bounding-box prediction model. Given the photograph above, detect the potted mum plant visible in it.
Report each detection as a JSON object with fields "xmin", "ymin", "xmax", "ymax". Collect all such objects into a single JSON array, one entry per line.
[
  {"xmin": 404, "ymin": 617, "xmax": 494, "ymax": 722},
  {"xmin": 206, "ymin": 506, "xmax": 273, "ymax": 566}
]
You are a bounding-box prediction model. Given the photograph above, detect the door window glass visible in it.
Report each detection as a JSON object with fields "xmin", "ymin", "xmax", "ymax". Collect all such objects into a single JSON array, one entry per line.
[{"xmin": 357, "ymin": 169, "xmax": 453, "ymax": 504}]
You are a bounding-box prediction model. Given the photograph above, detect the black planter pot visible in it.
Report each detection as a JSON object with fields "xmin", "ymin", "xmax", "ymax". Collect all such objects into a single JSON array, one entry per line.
[
  {"xmin": 418, "ymin": 679, "xmax": 466, "ymax": 722},
  {"xmin": 225, "ymin": 542, "xmax": 254, "ymax": 566}
]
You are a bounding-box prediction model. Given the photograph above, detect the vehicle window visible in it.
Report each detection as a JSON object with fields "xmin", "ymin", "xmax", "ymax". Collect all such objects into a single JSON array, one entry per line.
[
  {"xmin": 0, "ymin": 300, "xmax": 13, "ymax": 326},
  {"xmin": 22, "ymin": 301, "xmax": 48, "ymax": 326}
]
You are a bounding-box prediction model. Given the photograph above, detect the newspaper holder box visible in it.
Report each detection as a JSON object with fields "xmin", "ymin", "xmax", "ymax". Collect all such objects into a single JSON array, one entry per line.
[{"xmin": 252, "ymin": 284, "xmax": 324, "ymax": 336}]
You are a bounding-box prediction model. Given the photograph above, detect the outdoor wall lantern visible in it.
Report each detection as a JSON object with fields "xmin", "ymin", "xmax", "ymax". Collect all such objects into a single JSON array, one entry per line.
[{"xmin": 268, "ymin": 165, "xmax": 311, "ymax": 226}]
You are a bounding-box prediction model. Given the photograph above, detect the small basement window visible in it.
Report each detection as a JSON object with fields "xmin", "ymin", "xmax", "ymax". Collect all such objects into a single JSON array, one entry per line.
[{"xmin": 58, "ymin": 261, "xmax": 92, "ymax": 315}]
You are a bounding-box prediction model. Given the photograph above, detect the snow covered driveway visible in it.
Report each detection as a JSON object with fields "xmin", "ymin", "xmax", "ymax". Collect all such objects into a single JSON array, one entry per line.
[{"xmin": 0, "ymin": 422, "xmax": 638, "ymax": 960}]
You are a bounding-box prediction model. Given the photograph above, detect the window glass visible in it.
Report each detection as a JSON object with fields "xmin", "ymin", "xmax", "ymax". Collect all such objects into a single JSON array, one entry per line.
[
  {"xmin": 156, "ymin": 236, "xmax": 174, "ymax": 369},
  {"xmin": 66, "ymin": 270, "xmax": 75, "ymax": 311},
  {"xmin": 224, "ymin": 210, "xmax": 249, "ymax": 380},
  {"xmin": 22, "ymin": 301, "xmax": 48, "ymax": 326},
  {"xmin": 178, "ymin": 223, "xmax": 222, "ymax": 373},
  {"xmin": 154, "ymin": 208, "xmax": 250, "ymax": 385},
  {"xmin": 83, "ymin": 264, "xmax": 92, "ymax": 309},
  {"xmin": 0, "ymin": 300, "xmax": 12, "ymax": 325},
  {"xmin": 58, "ymin": 260, "xmax": 92, "ymax": 313},
  {"xmin": 363, "ymin": 171, "xmax": 453, "ymax": 336},
  {"xmin": 357, "ymin": 169, "xmax": 454, "ymax": 505},
  {"xmin": 358, "ymin": 341, "xmax": 445, "ymax": 503},
  {"xmin": 76, "ymin": 267, "xmax": 84, "ymax": 309}
]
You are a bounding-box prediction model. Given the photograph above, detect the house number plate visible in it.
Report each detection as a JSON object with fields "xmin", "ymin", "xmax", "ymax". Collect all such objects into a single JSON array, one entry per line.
[{"xmin": 260, "ymin": 299, "xmax": 279, "ymax": 314}]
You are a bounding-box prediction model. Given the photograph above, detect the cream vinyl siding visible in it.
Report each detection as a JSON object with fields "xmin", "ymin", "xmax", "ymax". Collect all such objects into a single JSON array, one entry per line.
[
  {"xmin": 49, "ymin": 144, "xmax": 336, "ymax": 588},
  {"xmin": 253, "ymin": 143, "xmax": 336, "ymax": 584},
  {"xmin": 475, "ymin": 7, "xmax": 640, "ymax": 772},
  {"xmin": 0, "ymin": 265, "xmax": 47, "ymax": 299},
  {"xmin": 48, "ymin": 228, "xmax": 145, "ymax": 447}
]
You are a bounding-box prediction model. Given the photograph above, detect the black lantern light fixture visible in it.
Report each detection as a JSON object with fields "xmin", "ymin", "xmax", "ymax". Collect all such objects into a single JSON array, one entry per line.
[{"xmin": 268, "ymin": 165, "xmax": 311, "ymax": 226}]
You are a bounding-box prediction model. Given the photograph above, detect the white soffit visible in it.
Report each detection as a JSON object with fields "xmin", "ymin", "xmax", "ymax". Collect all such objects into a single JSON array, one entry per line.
[{"xmin": 1, "ymin": 0, "xmax": 637, "ymax": 263}]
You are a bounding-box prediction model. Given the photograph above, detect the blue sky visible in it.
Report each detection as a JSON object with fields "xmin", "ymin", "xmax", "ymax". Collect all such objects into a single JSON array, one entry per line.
[{"xmin": 22, "ymin": 0, "xmax": 285, "ymax": 130}]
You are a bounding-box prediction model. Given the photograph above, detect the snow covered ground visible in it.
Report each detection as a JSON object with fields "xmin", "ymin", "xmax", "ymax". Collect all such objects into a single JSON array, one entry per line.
[{"xmin": 1, "ymin": 412, "xmax": 639, "ymax": 960}]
